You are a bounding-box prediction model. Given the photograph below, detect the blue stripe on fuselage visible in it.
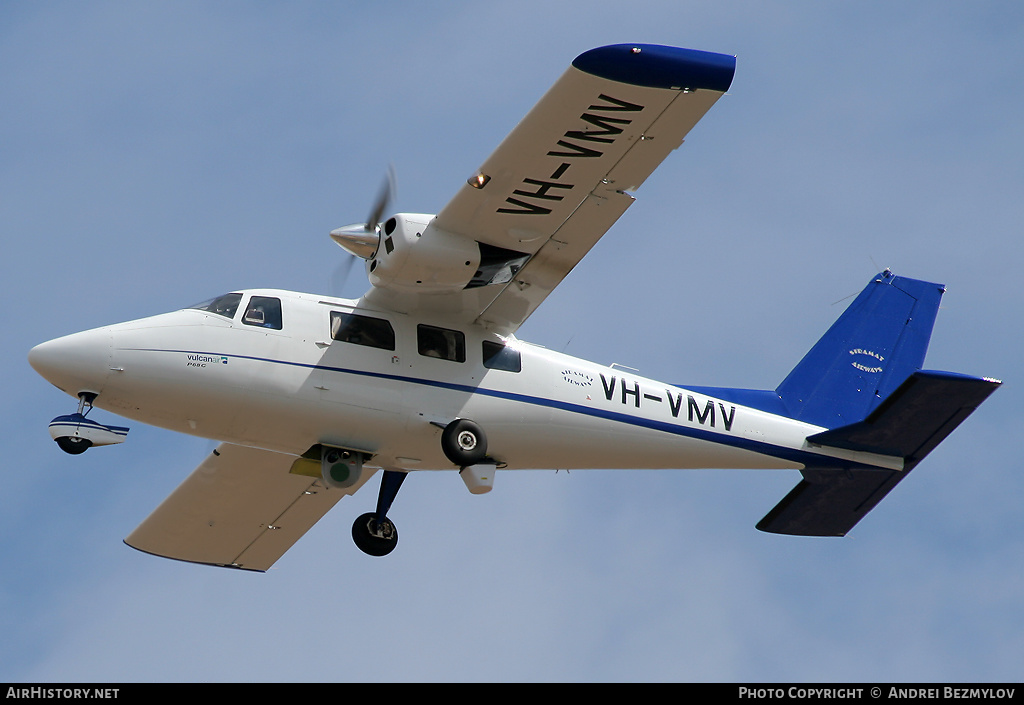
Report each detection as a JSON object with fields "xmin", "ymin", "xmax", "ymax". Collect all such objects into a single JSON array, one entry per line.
[{"xmin": 125, "ymin": 347, "xmax": 873, "ymax": 470}]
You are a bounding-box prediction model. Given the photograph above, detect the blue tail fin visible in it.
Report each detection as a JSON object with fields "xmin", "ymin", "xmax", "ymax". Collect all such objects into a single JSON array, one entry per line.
[
  {"xmin": 754, "ymin": 271, "xmax": 1000, "ymax": 537},
  {"xmin": 775, "ymin": 270, "xmax": 945, "ymax": 429}
]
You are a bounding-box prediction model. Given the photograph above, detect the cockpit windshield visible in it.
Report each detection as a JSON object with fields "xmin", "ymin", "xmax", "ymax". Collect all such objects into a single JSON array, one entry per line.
[{"xmin": 189, "ymin": 293, "xmax": 242, "ymax": 319}]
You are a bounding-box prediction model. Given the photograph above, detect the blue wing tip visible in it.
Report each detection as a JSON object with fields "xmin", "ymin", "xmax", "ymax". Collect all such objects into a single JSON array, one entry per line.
[{"xmin": 573, "ymin": 44, "xmax": 736, "ymax": 92}]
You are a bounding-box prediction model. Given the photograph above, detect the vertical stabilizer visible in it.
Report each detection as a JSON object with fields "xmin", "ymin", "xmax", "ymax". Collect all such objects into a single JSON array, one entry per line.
[{"xmin": 775, "ymin": 270, "xmax": 944, "ymax": 429}]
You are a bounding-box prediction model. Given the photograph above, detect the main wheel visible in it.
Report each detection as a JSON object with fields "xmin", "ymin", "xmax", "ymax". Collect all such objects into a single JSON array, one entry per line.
[
  {"xmin": 441, "ymin": 419, "xmax": 487, "ymax": 467},
  {"xmin": 56, "ymin": 436, "xmax": 92, "ymax": 455},
  {"xmin": 351, "ymin": 512, "xmax": 398, "ymax": 557}
]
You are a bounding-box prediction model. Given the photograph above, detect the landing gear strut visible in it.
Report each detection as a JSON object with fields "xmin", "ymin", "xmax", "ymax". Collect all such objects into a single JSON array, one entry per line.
[
  {"xmin": 351, "ymin": 470, "xmax": 407, "ymax": 556},
  {"xmin": 49, "ymin": 392, "xmax": 129, "ymax": 455}
]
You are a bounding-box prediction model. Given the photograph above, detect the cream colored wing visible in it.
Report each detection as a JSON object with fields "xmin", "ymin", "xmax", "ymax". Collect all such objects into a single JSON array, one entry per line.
[
  {"xmin": 363, "ymin": 44, "xmax": 735, "ymax": 334},
  {"xmin": 125, "ymin": 443, "xmax": 375, "ymax": 571}
]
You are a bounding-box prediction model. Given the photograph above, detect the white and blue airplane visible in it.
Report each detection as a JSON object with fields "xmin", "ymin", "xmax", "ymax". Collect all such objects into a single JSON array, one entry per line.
[{"xmin": 28, "ymin": 44, "xmax": 999, "ymax": 570}]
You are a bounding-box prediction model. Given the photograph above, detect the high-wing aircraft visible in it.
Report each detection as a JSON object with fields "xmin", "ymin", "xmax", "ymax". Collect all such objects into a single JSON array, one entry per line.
[{"xmin": 28, "ymin": 44, "xmax": 1000, "ymax": 571}]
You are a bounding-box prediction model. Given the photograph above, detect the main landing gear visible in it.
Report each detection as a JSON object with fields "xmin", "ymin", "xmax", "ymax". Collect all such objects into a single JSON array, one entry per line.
[
  {"xmin": 350, "ymin": 417, "xmax": 491, "ymax": 557},
  {"xmin": 440, "ymin": 418, "xmax": 487, "ymax": 467},
  {"xmin": 48, "ymin": 393, "xmax": 129, "ymax": 455},
  {"xmin": 352, "ymin": 470, "xmax": 407, "ymax": 557}
]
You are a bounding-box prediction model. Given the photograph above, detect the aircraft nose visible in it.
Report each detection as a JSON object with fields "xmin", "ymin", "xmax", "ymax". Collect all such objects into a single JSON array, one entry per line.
[{"xmin": 28, "ymin": 327, "xmax": 115, "ymax": 397}]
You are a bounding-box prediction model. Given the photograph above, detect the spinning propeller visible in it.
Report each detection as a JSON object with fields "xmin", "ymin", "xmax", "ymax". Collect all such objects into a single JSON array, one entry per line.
[{"xmin": 330, "ymin": 166, "xmax": 396, "ymax": 261}]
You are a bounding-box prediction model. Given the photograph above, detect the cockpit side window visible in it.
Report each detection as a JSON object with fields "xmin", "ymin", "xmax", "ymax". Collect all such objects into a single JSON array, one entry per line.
[
  {"xmin": 190, "ymin": 293, "xmax": 242, "ymax": 319},
  {"xmin": 330, "ymin": 311, "xmax": 396, "ymax": 350},
  {"xmin": 243, "ymin": 296, "xmax": 283, "ymax": 330}
]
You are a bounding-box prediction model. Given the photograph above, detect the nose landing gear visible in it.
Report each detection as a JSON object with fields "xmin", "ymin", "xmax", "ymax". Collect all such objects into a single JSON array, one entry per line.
[{"xmin": 48, "ymin": 392, "xmax": 129, "ymax": 455}]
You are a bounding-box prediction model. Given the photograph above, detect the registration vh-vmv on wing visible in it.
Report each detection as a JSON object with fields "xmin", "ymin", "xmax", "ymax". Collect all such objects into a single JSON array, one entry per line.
[{"xmin": 29, "ymin": 44, "xmax": 1000, "ymax": 570}]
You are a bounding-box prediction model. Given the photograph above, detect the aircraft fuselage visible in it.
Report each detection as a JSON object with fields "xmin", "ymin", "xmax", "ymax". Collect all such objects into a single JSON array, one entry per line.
[{"xmin": 29, "ymin": 288, "xmax": 904, "ymax": 476}]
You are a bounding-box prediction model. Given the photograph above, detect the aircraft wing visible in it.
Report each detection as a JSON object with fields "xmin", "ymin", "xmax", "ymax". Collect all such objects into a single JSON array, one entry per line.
[
  {"xmin": 364, "ymin": 44, "xmax": 735, "ymax": 334},
  {"xmin": 125, "ymin": 443, "xmax": 375, "ymax": 571}
]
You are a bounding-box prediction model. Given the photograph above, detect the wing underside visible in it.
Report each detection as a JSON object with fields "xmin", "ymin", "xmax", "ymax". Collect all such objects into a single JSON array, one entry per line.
[
  {"xmin": 364, "ymin": 45, "xmax": 736, "ymax": 334},
  {"xmin": 125, "ymin": 443, "xmax": 375, "ymax": 571}
]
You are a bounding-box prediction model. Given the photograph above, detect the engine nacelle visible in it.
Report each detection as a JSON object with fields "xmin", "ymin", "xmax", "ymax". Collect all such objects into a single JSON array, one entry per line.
[
  {"xmin": 366, "ymin": 214, "xmax": 530, "ymax": 295},
  {"xmin": 367, "ymin": 214, "xmax": 478, "ymax": 293}
]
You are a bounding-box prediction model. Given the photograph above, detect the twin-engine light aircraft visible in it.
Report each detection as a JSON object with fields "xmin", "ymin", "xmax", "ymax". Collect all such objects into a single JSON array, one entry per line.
[{"xmin": 29, "ymin": 44, "xmax": 999, "ymax": 571}]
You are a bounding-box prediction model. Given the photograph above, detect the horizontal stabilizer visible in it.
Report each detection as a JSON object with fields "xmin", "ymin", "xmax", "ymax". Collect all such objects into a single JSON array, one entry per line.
[
  {"xmin": 756, "ymin": 468, "xmax": 901, "ymax": 537},
  {"xmin": 807, "ymin": 370, "xmax": 1001, "ymax": 463},
  {"xmin": 758, "ymin": 370, "xmax": 1000, "ymax": 537}
]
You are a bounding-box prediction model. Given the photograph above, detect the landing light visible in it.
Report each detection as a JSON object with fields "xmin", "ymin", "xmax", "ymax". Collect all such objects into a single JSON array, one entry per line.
[{"xmin": 468, "ymin": 173, "xmax": 490, "ymax": 189}]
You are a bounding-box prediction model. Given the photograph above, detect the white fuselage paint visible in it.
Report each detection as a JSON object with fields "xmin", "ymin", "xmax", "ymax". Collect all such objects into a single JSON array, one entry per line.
[{"xmin": 30, "ymin": 288, "xmax": 895, "ymax": 474}]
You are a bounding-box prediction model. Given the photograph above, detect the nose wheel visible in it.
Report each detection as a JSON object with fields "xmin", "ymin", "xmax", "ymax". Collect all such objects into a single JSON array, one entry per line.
[
  {"xmin": 49, "ymin": 392, "xmax": 129, "ymax": 455},
  {"xmin": 56, "ymin": 436, "xmax": 93, "ymax": 455}
]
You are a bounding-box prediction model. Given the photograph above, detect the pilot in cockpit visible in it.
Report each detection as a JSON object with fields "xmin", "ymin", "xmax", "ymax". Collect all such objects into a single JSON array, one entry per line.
[{"xmin": 245, "ymin": 307, "xmax": 263, "ymax": 325}]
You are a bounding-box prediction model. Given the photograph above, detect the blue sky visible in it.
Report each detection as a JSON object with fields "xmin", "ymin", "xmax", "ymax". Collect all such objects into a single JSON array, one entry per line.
[{"xmin": 2, "ymin": 1, "xmax": 1022, "ymax": 682}]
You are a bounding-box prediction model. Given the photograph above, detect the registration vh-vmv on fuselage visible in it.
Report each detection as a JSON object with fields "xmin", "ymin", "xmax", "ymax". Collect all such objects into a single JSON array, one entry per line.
[{"xmin": 28, "ymin": 44, "xmax": 1000, "ymax": 570}]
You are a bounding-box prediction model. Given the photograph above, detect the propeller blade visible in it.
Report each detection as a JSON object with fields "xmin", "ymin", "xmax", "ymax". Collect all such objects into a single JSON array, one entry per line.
[
  {"xmin": 329, "ymin": 255, "xmax": 358, "ymax": 297},
  {"xmin": 366, "ymin": 164, "xmax": 396, "ymax": 231}
]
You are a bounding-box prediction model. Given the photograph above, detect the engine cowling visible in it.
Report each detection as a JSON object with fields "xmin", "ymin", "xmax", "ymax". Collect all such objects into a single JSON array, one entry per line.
[
  {"xmin": 332, "ymin": 213, "xmax": 531, "ymax": 296},
  {"xmin": 367, "ymin": 214, "xmax": 480, "ymax": 294}
]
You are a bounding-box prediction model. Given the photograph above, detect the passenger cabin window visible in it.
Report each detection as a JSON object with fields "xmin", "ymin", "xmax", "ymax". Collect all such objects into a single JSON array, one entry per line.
[
  {"xmin": 190, "ymin": 293, "xmax": 242, "ymax": 319},
  {"xmin": 243, "ymin": 296, "xmax": 283, "ymax": 330},
  {"xmin": 331, "ymin": 311, "xmax": 396, "ymax": 350},
  {"xmin": 418, "ymin": 324, "xmax": 465, "ymax": 362},
  {"xmin": 482, "ymin": 340, "xmax": 521, "ymax": 372}
]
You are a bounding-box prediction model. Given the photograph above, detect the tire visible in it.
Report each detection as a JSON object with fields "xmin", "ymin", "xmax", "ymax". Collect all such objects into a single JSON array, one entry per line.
[
  {"xmin": 351, "ymin": 512, "xmax": 398, "ymax": 557},
  {"xmin": 441, "ymin": 418, "xmax": 487, "ymax": 467},
  {"xmin": 56, "ymin": 436, "xmax": 92, "ymax": 455}
]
